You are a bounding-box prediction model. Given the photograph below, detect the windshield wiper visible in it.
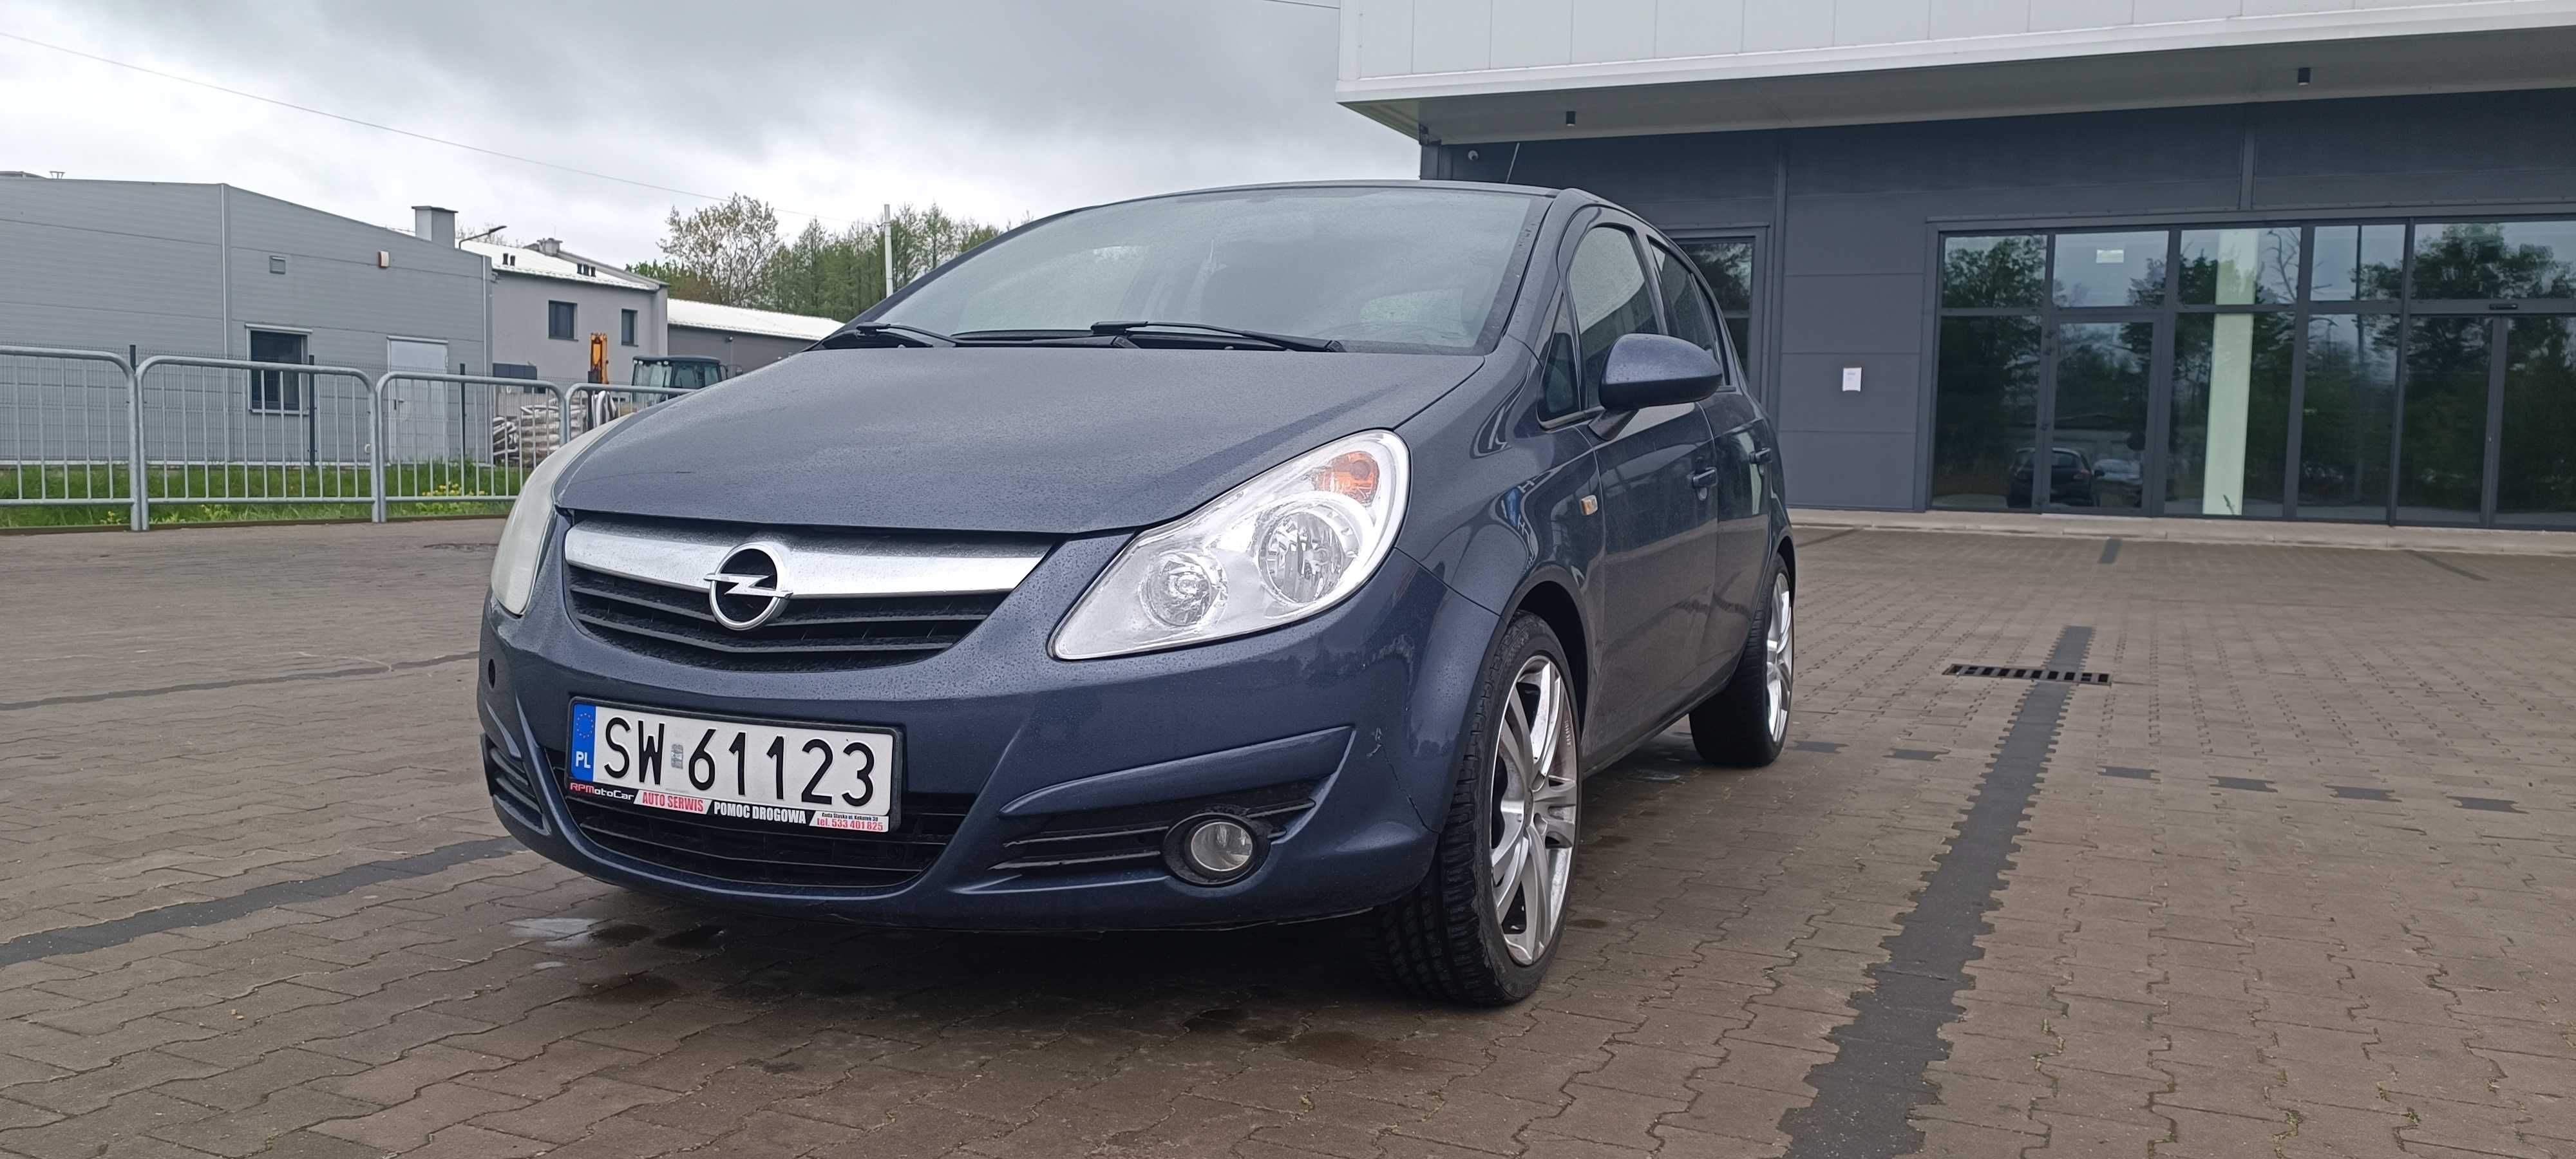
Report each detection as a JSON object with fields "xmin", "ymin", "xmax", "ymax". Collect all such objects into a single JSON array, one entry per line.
[
  {"xmin": 815, "ymin": 322, "xmax": 958, "ymax": 348},
  {"xmin": 1088, "ymin": 321, "xmax": 1343, "ymax": 353}
]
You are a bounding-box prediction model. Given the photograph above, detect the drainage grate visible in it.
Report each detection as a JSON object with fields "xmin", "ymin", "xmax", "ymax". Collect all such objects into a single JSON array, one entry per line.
[{"xmin": 1943, "ymin": 663, "xmax": 2112, "ymax": 685}]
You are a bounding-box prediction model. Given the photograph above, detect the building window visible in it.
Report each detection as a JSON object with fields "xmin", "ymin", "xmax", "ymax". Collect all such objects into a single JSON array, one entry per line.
[
  {"xmin": 578, "ymin": 263, "xmax": 596, "ymax": 277},
  {"xmin": 1678, "ymin": 238, "xmax": 1757, "ymax": 377},
  {"xmin": 1648, "ymin": 243, "xmax": 1725, "ymax": 372},
  {"xmin": 246, "ymin": 330, "xmax": 308, "ymax": 414},
  {"xmin": 501, "ymin": 252, "xmax": 517, "ymax": 267},
  {"xmin": 620, "ymin": 308, "xmax": 638, "ymax": 347},
  {"xmin": 1930, "ymin": 217, "xmax": 2576, "ymax": 530},
  {"xmin": 548, "ymin": 301, "xmax": 576, "ymax": 341}
]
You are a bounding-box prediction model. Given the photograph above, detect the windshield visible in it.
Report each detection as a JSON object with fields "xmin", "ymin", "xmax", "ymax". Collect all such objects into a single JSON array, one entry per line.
[
  {"xmin": 872, "ymin": 186, "xmax": 1545, "ymax": 353},
  {"xmin": 633, "ymin": 361, "xmax": 723, "ymax": 390}
]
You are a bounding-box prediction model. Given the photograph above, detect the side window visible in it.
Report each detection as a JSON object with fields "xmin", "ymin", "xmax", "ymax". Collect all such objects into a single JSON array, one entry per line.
[
  {"xmin": 1566, "ymin": 227, "xmax": 1659, "ymax": 406},
  {"xmin": 1651, "ymin": 243, "xmax": 1725, "ymax": 370},
  {"xmin": 1539, "ymin": 295, "xmax": 1581, "ymax": 417}
]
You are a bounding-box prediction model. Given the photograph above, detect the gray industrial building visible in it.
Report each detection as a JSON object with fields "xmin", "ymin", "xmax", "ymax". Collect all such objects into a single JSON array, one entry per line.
[
  {"xmin": 1341, "ymin": 0, "xmax": 2576, "ymax": 531},
  {"xmin": 668, "ymin": 297, "xmax": 838, "ymax": 375},
  {"xmin": 0, "ymin": 175, "xmax": 493, "ymax": 466},
  {"xmin": 0, "ymin": 176, "xmax": 490, "ymax": 372},
  {"xmin": 464, "ymin": 236, "xmax": 667, "ymax": 384}
]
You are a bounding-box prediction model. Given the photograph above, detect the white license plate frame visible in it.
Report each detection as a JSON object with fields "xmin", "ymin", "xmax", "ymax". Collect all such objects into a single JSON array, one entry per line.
[{"xmin": 565, "ymin": 701, "xmax": 902, "ymax": 833}]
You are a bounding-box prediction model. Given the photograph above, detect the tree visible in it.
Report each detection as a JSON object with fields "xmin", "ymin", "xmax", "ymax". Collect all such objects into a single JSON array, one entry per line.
[
  {"xmin": 652, "ymin": 194, "xmax": 783, "ymax": 307},
  {"xmin": 638, "ymin": 195, "xmax": 1012, "ymax": 316},
  {"xmin": 759, "ymin": 206, "xmax": 1012, "ymax": 318},
  {"xmin": 627, "ymin": 259, "xmax": 717, "ymax": 303}
]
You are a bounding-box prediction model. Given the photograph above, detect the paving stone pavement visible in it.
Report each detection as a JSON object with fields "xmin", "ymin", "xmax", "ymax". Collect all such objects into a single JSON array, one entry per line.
[{"xmin": 0, "ymin": 521, "xmax": 2570, "ymax": 1158}]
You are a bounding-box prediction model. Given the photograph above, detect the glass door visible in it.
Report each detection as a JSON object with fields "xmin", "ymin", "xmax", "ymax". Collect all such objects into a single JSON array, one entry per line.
[
  {"xmin": 2395, "ymin": 316, "xmax": 2494, "ymax": 525},
  {"xmin": 1933, "ymin": 216, "xmax": 2576, "ymax": 529},
  {"xmin": 2038, "ymin": 319, "xmax": 2159, "ymax": 513},
  {"xmin": 2497, "ymin": 317, "xmax": 2576, "ymax": 529},
  {"xmin": 1674, "ymin": 232, "xmax": 1765, "ymax": 406}
]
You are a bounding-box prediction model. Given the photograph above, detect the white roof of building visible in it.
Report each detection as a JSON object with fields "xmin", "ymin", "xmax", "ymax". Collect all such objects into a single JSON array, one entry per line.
[
  {"xmin": 459, "ymin": 239, "xmax": 659, "ymax": 290},
  {"xmin": 668, "ymin": 298, "xmax": 843, "ymax": 341}
]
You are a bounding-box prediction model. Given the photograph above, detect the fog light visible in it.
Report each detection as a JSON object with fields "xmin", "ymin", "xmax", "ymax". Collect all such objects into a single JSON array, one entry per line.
[{"xmin": 1164, "ymin": 814, "xmax": 1266, "ymax": 886}]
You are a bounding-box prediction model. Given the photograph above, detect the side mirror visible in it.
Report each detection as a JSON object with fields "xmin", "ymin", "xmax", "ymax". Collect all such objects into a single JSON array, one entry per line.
[{"xmin": 1598, "ymin": 333, "xmax": 1722, "ymax": 411}]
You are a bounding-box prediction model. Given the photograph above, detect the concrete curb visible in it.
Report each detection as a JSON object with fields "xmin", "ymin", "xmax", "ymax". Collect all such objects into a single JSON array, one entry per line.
[{"xmin": 1788, "ymin": 508, "xmax": 2576, "ymax": 558}]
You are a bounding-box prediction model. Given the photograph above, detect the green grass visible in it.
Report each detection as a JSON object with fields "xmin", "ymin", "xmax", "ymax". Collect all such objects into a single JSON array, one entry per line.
[{"xmin": 1, "ymin": 462, "xmax": 527, "ymax": 528}]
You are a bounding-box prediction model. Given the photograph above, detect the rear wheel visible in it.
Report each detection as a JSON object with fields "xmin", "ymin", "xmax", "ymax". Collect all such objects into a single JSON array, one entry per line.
[
  {"xmin": 1370, "ymin": 614, "xmax": 1580, "ymax": 1004},
  {"xmin": 1689, "ymin": 561, "xmax": 1792, "ymax": 768}
]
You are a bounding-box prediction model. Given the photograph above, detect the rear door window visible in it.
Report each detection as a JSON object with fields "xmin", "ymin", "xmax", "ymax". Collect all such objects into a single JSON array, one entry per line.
[{"xmin": 1650, "ymin": 243, "xmax": 1724, "ymax": 366}]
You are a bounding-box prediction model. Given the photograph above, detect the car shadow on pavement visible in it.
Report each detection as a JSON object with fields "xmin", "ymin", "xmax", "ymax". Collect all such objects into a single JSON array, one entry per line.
[{"xmin": 502, "ymin": 742, "xmax": 1719, "ymax": 1022}]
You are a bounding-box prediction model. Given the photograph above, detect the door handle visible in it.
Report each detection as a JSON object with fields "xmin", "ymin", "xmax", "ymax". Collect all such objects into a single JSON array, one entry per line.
[{"xmin": 1688, "ymin": 467, "xmax": 1721, "ymax": 489}]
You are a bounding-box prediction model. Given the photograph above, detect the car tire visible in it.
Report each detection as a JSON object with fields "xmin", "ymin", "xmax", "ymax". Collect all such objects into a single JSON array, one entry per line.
[
  {"xmin": 1368, "ymin": 612, "xmax": 1580, "ymax": 1006},
  {"xmin": 1689, "ymin": 556, "xmax": 1793, "ymax": 768}
]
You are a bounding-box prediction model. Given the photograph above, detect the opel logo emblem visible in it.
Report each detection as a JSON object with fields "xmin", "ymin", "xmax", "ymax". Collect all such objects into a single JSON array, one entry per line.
[{"xmin": 704, "ymin": 544, "xmax": 791, "ymax": 630}]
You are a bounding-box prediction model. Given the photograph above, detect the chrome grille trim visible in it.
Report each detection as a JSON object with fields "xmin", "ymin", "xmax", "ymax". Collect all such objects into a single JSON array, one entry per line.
[{"xmin": 564, "ymin": 516, "xmax": 1047, "ymax": 598}]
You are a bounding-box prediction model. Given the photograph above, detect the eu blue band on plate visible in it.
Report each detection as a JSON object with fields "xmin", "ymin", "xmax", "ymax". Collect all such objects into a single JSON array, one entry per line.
[{"xmin": 569, "ymin": 702, "xmax": 596, "ymax": 781}]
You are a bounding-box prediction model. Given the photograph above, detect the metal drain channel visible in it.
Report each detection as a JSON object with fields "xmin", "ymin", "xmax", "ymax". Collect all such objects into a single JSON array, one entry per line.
[{"xmin": 1942, "ymin": 663, "xmax": 2110, "ymax": 685}]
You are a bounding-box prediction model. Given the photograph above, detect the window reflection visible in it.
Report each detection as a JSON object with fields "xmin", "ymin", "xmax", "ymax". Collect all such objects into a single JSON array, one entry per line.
[
  {"xmin": 2298, "ymin": 315, "xmax": 2398, "ymax": 520},
  {"xmin": 1680, "ymin": 238, "xmax": 1757, "ymax": 370},
  {"xmin": 2410, "ymin": 221, "xmax": 2576, "ymax": 300},
  {"xmin": 2170, "ymin": 313, "xmax": 2292, "ymax": 516},
  {"xmin": 2053, "ymin": 231, "xmax": 2166, "ymax": 308},
  {"xmin": 2498, "ymin": 317, "xmax": 2576, "ymax": 528},
  {"xmin": 1940, "ymin": 236, "xmax": 2044, "ymax": 309},
  {"xmin": 2309, "ymin": 225, "xmax": 2403, "ymax": 302},
  {"xmin": 1932, "ymin": 218, "xmax": 2576, "ymax": 529},
  {"xmin": 2049, "ymin": 323, "xmax": 2152, "ymax": 511},
  {"xmin": 2398, "ymin": 316, "xmax": 2490, "ymax": 525},
  {"xmin": 1682, "ymin": 240, "xmax": 1753, "ymax": 313},
  {"xmin": 2179, "ymin": 228, "xmax": 2299, "ymax": 306},
  {"xmin": 1930, "ymin": 316, "xmax": 2041, "ymax": 510}
]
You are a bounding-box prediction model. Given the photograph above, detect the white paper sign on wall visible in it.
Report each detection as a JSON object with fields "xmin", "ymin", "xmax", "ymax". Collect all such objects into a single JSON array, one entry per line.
[{"xmin": 1841, "ymin": 366, "xmax": 1863, "ymax": 393}]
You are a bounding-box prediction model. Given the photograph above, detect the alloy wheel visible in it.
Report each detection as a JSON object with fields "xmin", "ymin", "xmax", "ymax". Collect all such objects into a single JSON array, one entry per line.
[
  {"xmin": 1490, "ymin": 655, "xmax": 1578, "ymax": 966},
  {"xmin": 1765, "ymin": 574, "xmax": 1794, "ymax": 742}
]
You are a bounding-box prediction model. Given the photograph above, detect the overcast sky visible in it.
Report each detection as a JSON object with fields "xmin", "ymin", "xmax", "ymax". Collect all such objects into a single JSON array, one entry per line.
[{"xmin": 0, "ymin": 0, "xmax": 1407, "ymax": 263}]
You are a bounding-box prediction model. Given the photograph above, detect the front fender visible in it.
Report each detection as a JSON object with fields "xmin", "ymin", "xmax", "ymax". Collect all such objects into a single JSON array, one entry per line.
[{"xmin": 1393, "ymin": 343, "xmax": 1602, "ymax": 617}]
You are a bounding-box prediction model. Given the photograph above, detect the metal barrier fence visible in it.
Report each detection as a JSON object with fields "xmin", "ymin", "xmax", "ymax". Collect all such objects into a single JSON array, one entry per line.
[
  {"xmin": 567, "ymin": 382, "xmax": 693, "ymax": 437},
  {"xmin": 0, "ymin": 347, "xmax": 592, "ymax": 530},
  {"xmin": 133, "ymin": 355, "xmax": 378, "ymax": 528},
  {"xmin": 374, "ymin": 373, "xmax": 570, "ymax": 522},
  {"xmin": 1, "ymin": 346, "xmax": 142, "ymax": 529}
]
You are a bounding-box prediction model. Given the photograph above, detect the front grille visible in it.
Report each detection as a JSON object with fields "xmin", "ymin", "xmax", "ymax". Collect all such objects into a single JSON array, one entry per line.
[
  {"xmin": 990, "ymin": 779, "xmax": 1322, "ymax": 876},
  {"xmin": 563, "ymin": 787, "xmax": 975, "ymax": 890},
  {"xmin": 566, "ymin": 565, "xmax": 1005, "ymax": 673}
]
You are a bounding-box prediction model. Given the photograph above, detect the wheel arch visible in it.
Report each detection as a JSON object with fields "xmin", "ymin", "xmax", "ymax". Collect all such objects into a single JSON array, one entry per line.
[{"xmin": 1507, "ymin": 574, "xmax": 1589, "ymax": 723}]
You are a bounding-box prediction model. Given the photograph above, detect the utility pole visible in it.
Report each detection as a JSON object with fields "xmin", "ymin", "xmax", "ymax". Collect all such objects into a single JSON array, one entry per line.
[{"xmin": 881, "ymin": 203, "xmax": 895, "ymax": 305}]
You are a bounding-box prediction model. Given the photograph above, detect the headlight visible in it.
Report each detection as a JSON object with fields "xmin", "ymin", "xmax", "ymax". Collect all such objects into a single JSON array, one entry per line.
[
  {"xmin": 489, "ymin": 417, "xmax": 627, "ymax": 616},
  {"xmin": 1052, "ymin": 430, "xmax": 1408, "ymax": 660}
]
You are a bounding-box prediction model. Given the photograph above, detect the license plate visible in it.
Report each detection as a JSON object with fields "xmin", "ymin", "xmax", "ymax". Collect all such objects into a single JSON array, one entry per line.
[{"xmin": 567, "ymin": 702, "xmax": 900, "ymax": 832}]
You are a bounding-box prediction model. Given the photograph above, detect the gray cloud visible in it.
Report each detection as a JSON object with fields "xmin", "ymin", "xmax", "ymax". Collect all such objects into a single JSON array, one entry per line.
[{"xmin": 7, "ymin": 0, "xmax": 1408, "ymax": 259}]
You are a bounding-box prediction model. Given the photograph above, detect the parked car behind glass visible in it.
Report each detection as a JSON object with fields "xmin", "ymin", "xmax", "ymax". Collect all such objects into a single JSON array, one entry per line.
[{"xmin": 476, "ymin": 182, "xmax": 1796, "ymax": 1003}]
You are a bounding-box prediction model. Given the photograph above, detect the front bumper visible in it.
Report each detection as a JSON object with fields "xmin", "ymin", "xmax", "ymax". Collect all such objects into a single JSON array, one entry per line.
[{"xmin": 477, "ymin": 522, "xmax": 1501, "ymax": 931}]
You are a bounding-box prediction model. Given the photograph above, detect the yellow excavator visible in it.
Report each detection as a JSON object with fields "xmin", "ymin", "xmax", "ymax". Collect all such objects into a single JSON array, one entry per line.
[{"xmin": 578, "ymin": 335, "xmax": 730, "ymax": 432}]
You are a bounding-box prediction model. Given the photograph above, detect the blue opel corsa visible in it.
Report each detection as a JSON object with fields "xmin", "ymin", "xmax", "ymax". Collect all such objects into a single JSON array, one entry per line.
[{"xmin": 478, "ymin": 181, "xmax": 1795, "ymax": 1003}]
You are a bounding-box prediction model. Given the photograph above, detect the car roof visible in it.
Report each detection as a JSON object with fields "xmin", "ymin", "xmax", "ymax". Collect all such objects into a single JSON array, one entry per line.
[{"xmin": 1075, "ymin": 178, "xmax": 1580, "ymax": 212}]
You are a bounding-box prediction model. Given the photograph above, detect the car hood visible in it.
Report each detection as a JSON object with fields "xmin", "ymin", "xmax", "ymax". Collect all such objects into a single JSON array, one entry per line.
[{"xmin": 555, "ymin": 347, "xmax": 1484, "ymax": 534}]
